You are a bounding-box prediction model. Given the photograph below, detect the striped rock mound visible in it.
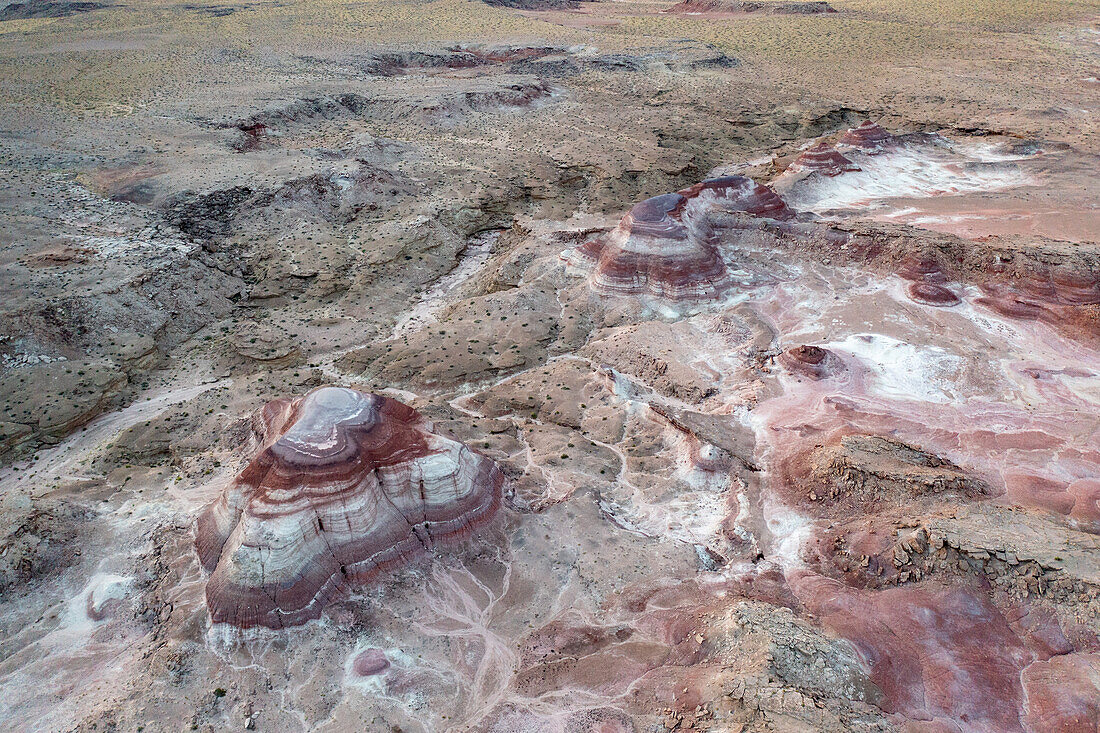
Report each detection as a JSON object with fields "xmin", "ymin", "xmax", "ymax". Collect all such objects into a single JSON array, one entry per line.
[
  {"xmin": 778, "ymin": 344, "xmax": 846, "ymax": 380},
  {"xmin": 568, "ymin": 176, "xmax": 792, "ymax": 300},
  {"xmin": 678, "ymin": 175, "xmax": 795, "ymax": 220},
  {"xmin": 195, "ymin": 386, "xmax": 504, "ymax": 628},
  {"xmin": 898, "ymin": 252, "xmax": 961, "ymax": 306},
  {"xmin": 838, "ymin": 120, "xmax": 893, "ymax": 153},
  {"xmin": 977, "ymin": 267, "xmax": 1100, "ymax": 342},
  {"xmin": 788, "ymin": 142, "xmax": 861, "ymax": 176}
]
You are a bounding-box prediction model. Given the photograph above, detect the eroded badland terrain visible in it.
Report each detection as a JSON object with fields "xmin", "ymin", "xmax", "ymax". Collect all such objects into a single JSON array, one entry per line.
[{"xmin": 1, "ymin": 0, "xmax": 1099, "ymax": 730}]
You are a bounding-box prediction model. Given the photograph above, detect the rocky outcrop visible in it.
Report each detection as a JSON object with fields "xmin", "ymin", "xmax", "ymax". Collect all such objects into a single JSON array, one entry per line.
[
  {"xmin": 195, "ymin": 387, "xmax": 504, "ymax": 628},
  {"xmin": 897, "ymin": 252, "xmax": 962, "ymax": 306},
  {"xmin": 0, "ymin": 499, "xmax": 91, "ymax": 595},
  {"xmin": 167, "ymin": 165, "xmax": 417, "ymax": 240},
  {"xmin": 678, "ymin": 176, "xmax": 794, "ymax": 220},
  {"xmin": 781, "ymin": 434, "xmax": 989, "ymax": 515},
  {"xmin": 0, "ymin": 360, "xmax": 127, "ymax": 456},
  {"xmin": 791, "ymin": 573, "xmax": 1038, "ymax": 732},
  {"xmin": 222, "ymin": 81, "xmax": 553, "ymax": 149},
  {"xmin": 908, "ymin": 282, "xmax": 961, "ymax": 306},
  {"xmin": 1022, "ymin": 653, "xmax": 1100, "ymax": 732},
  {"xmin": 0, "ymin": 173, "xmax": 245, "ymax": 461},
  {"xmin": 570, "ymin": 192, "xmax": 730, "ymax": 300},
  {"xmin": 896, "ymin": 251, "xmax": 951, "ymax": 282},
  {"xmin": 351, "ymin": 648, "xmax": 391, "ymax": 677}
]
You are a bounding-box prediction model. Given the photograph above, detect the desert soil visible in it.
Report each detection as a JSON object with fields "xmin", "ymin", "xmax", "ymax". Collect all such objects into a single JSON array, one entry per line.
[{"xmin": 0, "ymin": 0, "xmax": 1098, "ymax": 730}]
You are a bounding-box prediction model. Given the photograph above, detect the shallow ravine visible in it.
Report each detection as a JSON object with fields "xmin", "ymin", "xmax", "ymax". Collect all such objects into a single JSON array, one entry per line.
[
  {"xmin": 0, "ymin": 376, "xmax": 227, "ymax": 494},
  {"xmin": 0, "ymin": 365, "xmax": 239, "ymax": 727},
  {"xmin": 390, "ymin": 229, "xmax": 505, "ymax": 340}
]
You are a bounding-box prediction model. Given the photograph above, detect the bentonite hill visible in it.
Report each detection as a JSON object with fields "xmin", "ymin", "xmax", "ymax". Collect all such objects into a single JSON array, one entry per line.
[{"xmin": 0, "ymin": 0, "xmax": 1098, "ymax": 730}]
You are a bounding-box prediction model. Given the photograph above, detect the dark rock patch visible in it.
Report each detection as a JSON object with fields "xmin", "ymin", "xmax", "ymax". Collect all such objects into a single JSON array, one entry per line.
[
  {"xmin": 667, "ymin": 0, "xmax": 835, "ymax": 13},
  {"xmin": 0, "ymin": 0, "xmax": 105, "ymax": 19},
  {"xmin": 481, "ymin": 0, "xmax": 590, "ymax": 9},
  {"xmin": 178, "ymin": 3, "xmax": 244, "ymax": 15}
]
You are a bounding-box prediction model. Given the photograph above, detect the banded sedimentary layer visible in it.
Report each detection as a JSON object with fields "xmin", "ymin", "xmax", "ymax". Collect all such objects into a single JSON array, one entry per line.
[
  {"xmin": 778, "ymin": 345, "xmax": 846, "ymax": 380},
  {"xmin": 837, "ymin": 120, "xmax": 893, "ymax": 152},
  {"xmin": 679, "ymin": 175, "xmax": 795, "ymax": 220},
  {"xmin": 898, "ymin": 253, "xmax": 962, "ymax": 306},
  {"xmin": 195, "ymin": 386, "xmax": 504, "ymax": 628},
  {"xmin": 788, "ymin": 142, "xmax": 861, "ymax": 176},
  {"xmin": 568, "ymin": 176, "xmax": 793, "ymax": 299},
  {"xmin": 977, "ymin": 267, "xmax": 1100, "ymax": 341},
  {"xmin": 574, "ymin": 191, "xmax": 729, "ymax": 299}
]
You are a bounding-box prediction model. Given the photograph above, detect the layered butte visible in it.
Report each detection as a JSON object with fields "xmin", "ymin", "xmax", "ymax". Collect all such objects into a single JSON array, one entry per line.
[
  {"xmin": 837, "ymin": 120, "xmax": 894, "ymax": 153},
  {"xmin": 570, "ymin": 191, "xmax": 728, "ymax": 300},
  {"xmin": 788, "ymin": 142, "xmax": 861, "ymax": 176},
  {"xmin": 195, "ymin": 386, "xmax": 504, "ymax": 628},
  {"xmin": 568, "ymin": 175, "xmax": 793, "ymax": 299}
]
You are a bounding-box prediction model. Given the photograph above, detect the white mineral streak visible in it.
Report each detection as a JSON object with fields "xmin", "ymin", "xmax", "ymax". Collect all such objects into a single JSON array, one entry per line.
[
  {"xmin": 778, "ymin": 140, "xmax": 1034, "ymax": 215},
  {"xmin": 390, "ymin": 230, "xmax": 501, "ymax": 340}
]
